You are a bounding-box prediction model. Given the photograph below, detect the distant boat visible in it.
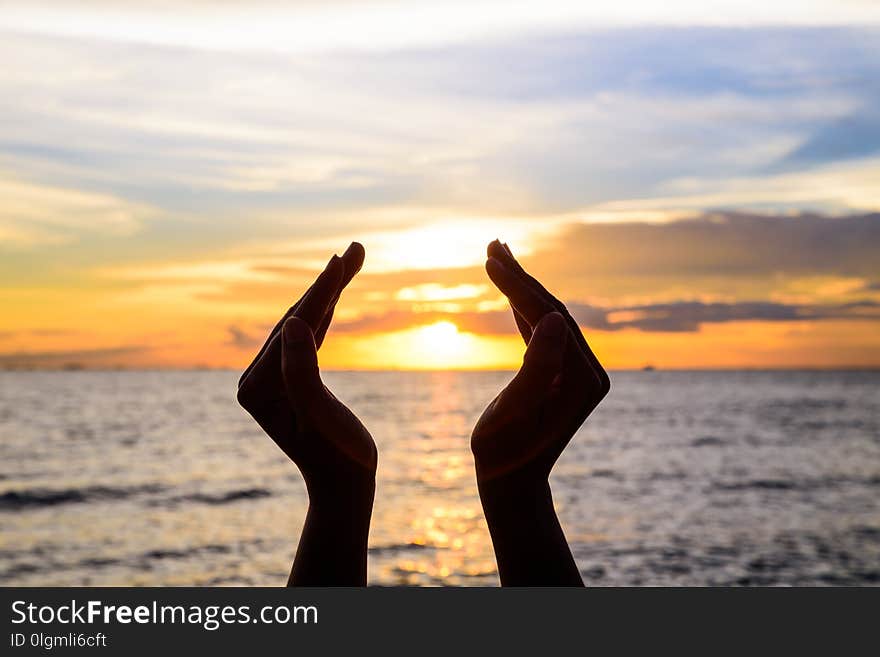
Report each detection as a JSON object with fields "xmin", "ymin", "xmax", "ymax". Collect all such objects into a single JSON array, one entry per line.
[{"xmin": 641, "ymin": 365, "xmax": 656, "ymax": 371}]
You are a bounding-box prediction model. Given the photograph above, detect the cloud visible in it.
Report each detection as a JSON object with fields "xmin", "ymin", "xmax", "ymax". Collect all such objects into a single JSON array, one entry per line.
[
  {"xmin": 2, "ymin": 25, "xmax": 880, "ymax": 235},
  {"xmin": 4, "ymin": 1, "xmax": 879, "ymax": 57},
  {"xmin": 101, "ymin": 210, "xmax": 880, "ymax": 331},
  {"xmin": 0, "ymin": 175, "xmax": 154, "ymax": 248},
  {"xmin": 333, "ymin": 309, "xmax": 516, "ymax": 335},
  {"xmin": 779, "ymin": 111, "xmax": 880, "ymax": 167},
  {"xmin": 0, "ymin": 346, "xmax": 149, "ymax": 369},
  {"xmin": 0, "ymin": 329, "xmax": 77, "ymax": 339},
  {"xmin": 570, "ymin": 299, "xmax": 880, "ymax": 332},
  {"xmin": 530, "ymin": 211, "xmax": 880, "ymax": 281},
  {"xmin": 316, "ymin": 210, "xmax": 880, "ymax": 335},
  {"xmin": 331, "ymin": 298, "xmax": 880, "ymax": 336},
  {"xmin": 225, "ymin": 324, "xmax": 263, "ymax": 349}
]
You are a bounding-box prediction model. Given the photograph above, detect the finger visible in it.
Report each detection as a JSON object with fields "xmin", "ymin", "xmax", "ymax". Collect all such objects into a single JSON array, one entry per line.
[
  {"xmin": 239, "ymin": 242, "xmax": 364, "ymax": 387},
  {"xmin": 314, "ymin": 241, "xmax": 365, "ymax": 348},
  {"xmin": 293, "ymin": 254, "xmax": 345, "ymax": 331},
  {"xmin": 497, "ymin": 312, "xmax": 567, "ymax": 412},
  {"xmin": 486, "ymin": 257, "xmax": 555, "ymax": 326},
  {"xmin": 238, "ymin": 254, "xmax": 343, "ymax": 402},
  {"xmin": 490, "ymin": 239, "xmax": 570, "ymax": 322},
  {"xmin": 491, "ymin": 240, "xmax": 574, "ymax": 327},
  {"xmin": 489, "ymin": 239, "xmax": 557, "ymax": 302},
  {"xmin": 495, "ymin": 239, "xmax": 585, "ymax": 344},
  {"xmin": 489, "ymin": 241, "xmax": 533, "ymax": 342},
  {"xmin": 238, "ymin": 294, "xmax": 306, "ymax": 388},
  {"xmin": 281, "ymin": 317, "xmax": 327, "ymax": 420},
  {"xmin": 486, "ymin": 238, "xmax": 508, "ymax": 261},
  {"xmin": 489, "ymin": 240, "xmax": 610, "ymax": 395}
]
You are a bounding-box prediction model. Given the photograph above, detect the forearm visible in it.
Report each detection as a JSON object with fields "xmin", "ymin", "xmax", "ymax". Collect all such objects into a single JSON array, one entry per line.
[
  {"xmin": 288, "ymin": 474, "xmax": 375, "ymax": 586},
  {"xmin": 477, "ymin": 474, "xmax": 583, "ymax": 586}
]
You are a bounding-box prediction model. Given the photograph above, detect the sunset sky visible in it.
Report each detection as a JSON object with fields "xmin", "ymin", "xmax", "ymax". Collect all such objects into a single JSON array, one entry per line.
[{"xmin": 2, "ymin": 1, "xmax": 880, "ymax": 369}]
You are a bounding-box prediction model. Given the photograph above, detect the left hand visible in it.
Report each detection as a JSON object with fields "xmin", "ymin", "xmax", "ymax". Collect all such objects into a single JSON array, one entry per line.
[{"xmin": 237, "ymin": 243, "xmax": 377, "ymax": 494}]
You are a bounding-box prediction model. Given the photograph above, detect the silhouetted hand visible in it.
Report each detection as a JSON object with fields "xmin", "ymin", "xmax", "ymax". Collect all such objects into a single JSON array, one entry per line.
[
  {"xmin": 237, "ymin": 242, "xmax": 377, "ymax": 586},
  {"xmin": 471, "ymin": 240, "xmax": 610, "ymax": 586}
]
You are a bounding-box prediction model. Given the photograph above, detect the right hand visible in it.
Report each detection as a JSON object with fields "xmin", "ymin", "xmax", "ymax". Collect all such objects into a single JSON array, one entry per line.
[{"xmin": 471, "ymin": 240, "xmax": 610, "ymax": 485}]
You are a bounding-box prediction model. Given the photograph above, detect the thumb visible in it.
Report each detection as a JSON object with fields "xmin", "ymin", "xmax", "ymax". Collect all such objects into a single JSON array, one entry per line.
[
  {"xmin": 504, "ymin": 312, "xmax": 567, "ymax": 407},
  {"xmin": 281, "ymin": 316, "xmax": 326, "ymax": 418}
]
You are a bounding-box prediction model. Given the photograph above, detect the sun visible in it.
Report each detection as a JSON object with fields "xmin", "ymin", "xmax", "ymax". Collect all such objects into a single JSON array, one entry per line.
[{"xmin": 415, "ymin": 321, "xmax": 464, "ymax": 357}]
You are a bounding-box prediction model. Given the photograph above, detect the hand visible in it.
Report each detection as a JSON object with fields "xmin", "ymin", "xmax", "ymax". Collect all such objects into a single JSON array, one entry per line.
[
  {"xmin": 472, "ymin": 240, "xmax": 609, "ymax": 484},
  {"xmin": 470, "ymin": 240, "xmax": 610, "ymax": 585},
  {"xmin": 237, "ymin": 242, "xmax": 377, "ymax": 586}
]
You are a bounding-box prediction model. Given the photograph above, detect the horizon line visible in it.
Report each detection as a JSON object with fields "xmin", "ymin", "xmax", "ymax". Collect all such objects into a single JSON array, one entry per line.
[{"xmin": 2, "ymin": 366, "xmax": 880, "ymax": 373}]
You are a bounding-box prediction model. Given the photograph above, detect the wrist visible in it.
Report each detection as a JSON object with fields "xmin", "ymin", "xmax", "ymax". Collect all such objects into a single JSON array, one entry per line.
[
  {"xmin": 306, "ymin": 470, "xmax": 375, "ymax": 511},
  {"xmin": 477, "ymin": 469, "xmax": 551, "ymax": 518},
  {"xmin": 475, "ymin": 457, "xmax": 548, "ymax": 495}
]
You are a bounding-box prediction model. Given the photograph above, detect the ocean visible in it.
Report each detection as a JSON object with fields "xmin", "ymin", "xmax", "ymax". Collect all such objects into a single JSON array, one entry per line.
[{"xmin": 1, "ymin": 370, "xmax": 878, "ymax": 586}]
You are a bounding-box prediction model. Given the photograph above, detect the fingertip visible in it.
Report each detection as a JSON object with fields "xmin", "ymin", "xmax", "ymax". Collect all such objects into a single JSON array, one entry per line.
[
  {"xmin": 343, "ymin": 241, "xmax": 365, "ymax": 269},
  {"xmin": 514, "ymin": 312, "xmax": 565, "ymax": 400},
  {"xmin": 487, "ymin": 239, "xmax": 505, "ymax": 259},
  {"xmin": 283, "ymin": 316, "xmax": 314, "ymax": 347},
  {"xmin": 326, "ymin": 253, "xmax": 345, "ymax": 283},
  {"xmin": 527, "ymin": 314, "xmax": 566, "ymax": 369},
  {"xmin": 340, "ymin": 242, "xmax": 365, "ymax": 282},
  {"xmin": 486, "ymin": 255, "xmax": 505, "ymax": 275},
  {"xmin": 535, "ymin": 311, "xmax": 566, "ymax": 340},
  {"xmin": 485, "ymin": 256, "xmax": 508, "ymax": 286},
  {"xmin": 281, "ymin": 317, "xmax": 322, "ymax": 408}
]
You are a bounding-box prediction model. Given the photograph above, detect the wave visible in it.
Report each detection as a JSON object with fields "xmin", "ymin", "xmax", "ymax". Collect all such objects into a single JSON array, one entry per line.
[
  {"xmin": 691, "ymin": 436, "xmax": 727, "ymax": 447},
  {"xmin": 369, "ymin": 542, "xmax": 433, "ymax": 555},
  {"xmin": 0, "ymin": 484, "xmax": 163, "ymax": 511},
  {"xmin": 0, "ymin": 543, "xmax": 240, "ymax": 581},
  {"xmin": 156, "ymin": 488, "xmax": 272, "ymax": 507},
  {"xmin": 713, "ymin": 475, "xmax": 880, "ymax": 493},
  {"xmin": 0, "ymin": 484, "xmax": 273, "ymax": 512},
  {"xmin": 590, "ymin": 469, "xmax": 620, "ymax": 479},
  {"xmin": 142, "ymin": 544, "xmax": 231, "ymax": 561},
  {"xmin": 714, "ymin": 479, "xmax": 797, "ymax": 491}
]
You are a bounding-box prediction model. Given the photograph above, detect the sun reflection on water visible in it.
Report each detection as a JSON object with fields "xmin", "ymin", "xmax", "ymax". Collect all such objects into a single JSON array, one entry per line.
[{"xmin": 366, "ymin": 370, "xmax": 502, "ymax": 585}]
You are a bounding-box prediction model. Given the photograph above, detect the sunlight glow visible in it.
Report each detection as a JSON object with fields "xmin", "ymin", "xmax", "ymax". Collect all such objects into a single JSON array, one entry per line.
[
  {"xmin": 322, "ymin": 323, "xmax": 522, "ymax": 370},
  {"xmin": 395, "ymin": 284, "xmax": 487, "ymax": 302},
  {"xmin": 366, "ymin": 221, "xmax": 534, "ymax": 272},
  {"xmin": 416, "ymin": 321, "xmax": 466, "ymax": 360}
]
